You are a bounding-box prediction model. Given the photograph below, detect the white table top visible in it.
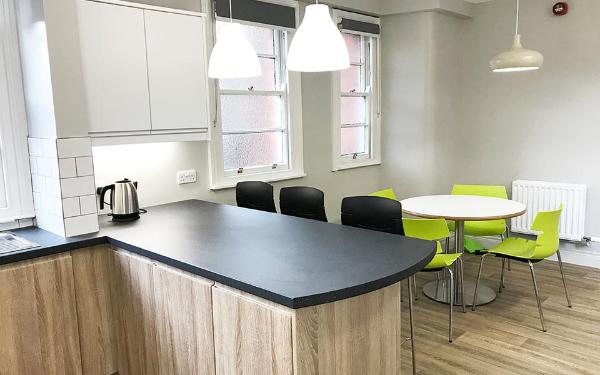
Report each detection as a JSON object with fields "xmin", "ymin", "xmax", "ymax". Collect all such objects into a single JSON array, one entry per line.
[{"xmin": 400, "ymin": 195, "xmax": 526, "ymax": 221}]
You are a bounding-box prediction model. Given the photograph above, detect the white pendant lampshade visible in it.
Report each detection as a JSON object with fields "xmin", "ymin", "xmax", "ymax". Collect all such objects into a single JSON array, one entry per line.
[
  {"xmin": 287, "ymin": 3, "xmax": 350, "ymax": 72},
  {"xmin": 208, "ymin": 22, "xmax": 262, "ymax": 79},
  {"xmin": 490, "ymin": 0, "xmax": 543, "ymax": 73},
  {"xmin": 490, "ymin": 34, "xmax": 544, "ymax": 72}
]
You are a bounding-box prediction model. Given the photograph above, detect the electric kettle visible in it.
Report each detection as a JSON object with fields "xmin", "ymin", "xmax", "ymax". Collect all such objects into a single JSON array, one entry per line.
[{"xmin": 99, "ymin": 178, "xmax": 141, "ymax": 222}]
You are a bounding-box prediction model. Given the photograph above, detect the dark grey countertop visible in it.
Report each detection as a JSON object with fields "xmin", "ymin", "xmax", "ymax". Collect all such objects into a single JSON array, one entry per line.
[{"xmin": 3, "ymin": 200, "xmax": 436, "ymax": 309}]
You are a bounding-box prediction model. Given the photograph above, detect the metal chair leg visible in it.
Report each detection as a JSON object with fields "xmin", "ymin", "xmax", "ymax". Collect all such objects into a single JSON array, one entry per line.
[
  {"xmin": 556, "ymin": 250, "xmax": 572, "ymax": 308},
  {"xmin": 507, "ymin": 259, "xmax": 511, "ymax": 271},
  {"xmin": 407, "ymin": 276, "xmax": 417, "ymax": 375},
  {"xmin": 499, "ymin": 258, "xmax": 506, "ymax": 293},
  {"xmin": 413, "ymin": 275, "xmax": 418, "ymax": 301},
  {"xmin": 448, "ymin": 268, "xmax": 454, "ymax": 343},
  {"xmin": 445, "ymin": 237, "xmax": 450, "ymax": 253},
  {"xmin": 472, "ymin": 253, "xmax": 489, "ymax": 311},
  {"xmin": 528, "ymin": 261, "xmax": 546, "ymax": 332},
  {"xmin": 458, "ymin": 258, "xmax": 466, "ymax": 313}
]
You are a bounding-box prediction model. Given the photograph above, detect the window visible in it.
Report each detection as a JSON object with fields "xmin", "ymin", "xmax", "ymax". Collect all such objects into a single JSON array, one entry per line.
[
  {"xmin": 0, "ymin": 0, "xmax": 34, "ymax": 222},
  {"xmin": 332, "ymin": 11, "xmax": 381, "ymax": 170},
  {"xmin": 210, "ymin": 18, "xmax": 304, "ymax": 189}
]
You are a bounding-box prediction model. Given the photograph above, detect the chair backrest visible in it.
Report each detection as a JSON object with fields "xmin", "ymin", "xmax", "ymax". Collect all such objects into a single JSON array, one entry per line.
[
  {"xmin": 531, "ymin": 205, "xmax": 563, "ymax": 259},
  {"xmin": 236, "ymin": 181, "xmax": 277, "ymax": 213},
  {"xmin": 369, "ymin": 188, "xmax": 399, "ymax": 201},
  {"xmin": 341, "ymin": 196, "xmax": 404, "ymax": 235},
  {"xmin": 402, "ymin": 218, "xmax": 450, "ymax": 241},
  {"xmin": 451, "ymin": 184, "xmax": 508, "ymax": 199},
  {"xmin": 280, "ymin": 186, "xmax": 328, "ymax": 222}
]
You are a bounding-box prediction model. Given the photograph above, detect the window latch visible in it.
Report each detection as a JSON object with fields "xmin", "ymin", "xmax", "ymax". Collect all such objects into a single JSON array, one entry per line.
[
  {"xmin": 237, "ymin": 167, "xmax": 244, "ymax": 174},
  {"xmin": 352, "ymin": 153, "xmax": 358, "ymax": 160},
  {"xmin": 248, "ymin": 86, "xmax": 254, "ymax": 92},
  {"xmin": 350, "ymin": 89, "xmax": 357, "ymax": 93},
  {"xmin": 272, "ymin": 163, "xmax": 278, "ymax": 169}
]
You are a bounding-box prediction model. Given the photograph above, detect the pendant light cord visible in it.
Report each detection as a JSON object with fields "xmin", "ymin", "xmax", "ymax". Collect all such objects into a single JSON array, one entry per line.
[
  {"xmin": 229, "ymin": 0, "xmax": 233, "ymax": 23},
  {"xmin": 515, "ymin": 0, "xmax": 520, "ymax": 35}
]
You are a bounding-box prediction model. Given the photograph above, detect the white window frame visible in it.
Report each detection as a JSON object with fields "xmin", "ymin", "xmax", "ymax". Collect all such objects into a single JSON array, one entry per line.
[
  {"xmin": 0, "ymin": 0, "xmax": 35, "ymax": 223},
  {"xmin": 331, "ymin": 10, "xmax": 381, "ymax": 171},
  {"xmin": 209, "ymin": 1, "xmax": 304, "ymax": 190}
]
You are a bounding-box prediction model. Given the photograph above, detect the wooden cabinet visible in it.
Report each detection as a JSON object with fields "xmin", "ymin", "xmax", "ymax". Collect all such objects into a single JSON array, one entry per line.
[
  {"xmin": 78, "ymin": 0, "xmax": 211, "ymax": 143},
  {"xmin": 144, "ymin": 10, "xmax": 210, "ymax": 133},
  {"xmin": 0, "ymin": 254, "xmax": 83, "ymax": 375},
  {"xmin": 78, "ymin": 1, "xmax": 151, "ymax": 135},
  {"xmin": 111, "ymin": 248, "xmax": 215, "ymax": 375},
  {"xmin": 212, "ymin": 284, "xmax": 294, "ymax": 375}
]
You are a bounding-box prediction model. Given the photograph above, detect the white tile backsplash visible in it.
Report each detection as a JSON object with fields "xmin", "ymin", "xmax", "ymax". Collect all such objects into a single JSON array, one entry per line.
[
  {"xmin": 75, "ymin": 157, "xmax": 94, "ymax": 176},
  {"xmin": 64, "ymin": 214, "xmax": 99, "ymax": 237},
  {"xmin": 60, "ymin": 176, "xmax": 95, "ymax": 198},
  {"xmin": 29, "ymin": 157, "xmax": 38, "ymax": 175},
  {"xmin": 28, "ymin": 138, "xmax": 43, "ymax": 157},
  {"xmin": 31, "ymin": 174, "xmax": 45, "ymax": 193},
  {"xmin": 41, "ymin": 138, "xmax": 57, "ymax": 159},
  {"xmin": 57, "ymin": 137, "xmax": 92, "ymax": 158},
  {"xmin": 59, "ymin": 158, "xmax": 77, "ymax": 178},
  {"xmin": 45, "ymin": 176, "xmax": 62, "ymax": 197},
  {"xmin": 35, "ymin": 211, "xmax": 65, "ymax": 237},
  {"xmin": 62, "ymin": 197, "xmax": 81, "ymax": 218},
  {"xmin": 36, "ymin": 157, "xmax": 59, "ymax": 177},
  {"xmin": 79, "ymin": 195, "xmax": 97, "ymax": 215}
]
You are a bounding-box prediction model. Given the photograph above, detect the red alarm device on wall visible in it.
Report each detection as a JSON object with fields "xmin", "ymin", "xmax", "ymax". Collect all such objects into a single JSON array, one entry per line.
[{"xmin": 553, "ymin": 2, "xmax": 568, "ymax": 16}]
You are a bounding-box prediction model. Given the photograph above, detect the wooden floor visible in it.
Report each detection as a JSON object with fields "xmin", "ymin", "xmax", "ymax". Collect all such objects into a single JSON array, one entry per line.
[{"xmin": 401, "ymin": 254, "xmax": 600, "ymax": 375}]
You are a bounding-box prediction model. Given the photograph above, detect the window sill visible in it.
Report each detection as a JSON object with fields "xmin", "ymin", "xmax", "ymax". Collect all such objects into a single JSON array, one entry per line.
[
  {"xmin": 210, "ymin": 170, "xmax": 306, "ymax": 190},
  {"xmin": 333, "ymin": 158, "xmax": 381, "ymax": 171}
]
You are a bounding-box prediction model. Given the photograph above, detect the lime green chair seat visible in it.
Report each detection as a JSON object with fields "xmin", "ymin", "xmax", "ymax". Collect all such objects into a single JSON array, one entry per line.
[
  {"xmin": 472, "ymin": 206, "xmax": 571, "ymax": 332},
  {"xmin": 451, "ymin": 184, "xmax": 508, "ymax": 237},
  {"xmin": 369, "ymin": 188, "xmax": 398, "ymax": 201},
  {"xmin": 424, "ymin": 253, "xmax": 462, "ymax": 270}
]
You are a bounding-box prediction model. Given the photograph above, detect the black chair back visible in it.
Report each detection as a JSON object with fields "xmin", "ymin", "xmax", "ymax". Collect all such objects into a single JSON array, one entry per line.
[
  {"xmin": 236, "ymin": 181, "xmax": 277, "ymax": 213},
  {"xmin": 341, "ymin": 196, "xmax": 404, "ymax": 235},
  {"xmin": 280, "ymin": 186, "xmax": 328, "ymax": 222}
]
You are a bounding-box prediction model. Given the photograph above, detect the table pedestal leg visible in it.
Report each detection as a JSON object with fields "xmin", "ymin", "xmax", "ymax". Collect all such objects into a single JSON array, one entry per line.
[{"xmin": 422, "ymin": 220, "xmax": 496, "ymax": 306}]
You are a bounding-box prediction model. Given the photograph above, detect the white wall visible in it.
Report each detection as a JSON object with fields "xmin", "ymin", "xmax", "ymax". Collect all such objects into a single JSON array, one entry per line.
[{"xmin": 456, "ymin": 0, "xmax": 600, "ymax": 237}]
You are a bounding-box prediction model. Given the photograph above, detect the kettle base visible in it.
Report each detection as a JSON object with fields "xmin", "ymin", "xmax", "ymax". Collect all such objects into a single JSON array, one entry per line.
[{"xmin": 110, "ymin": 213, "xmax": 140, "ymax": 222}]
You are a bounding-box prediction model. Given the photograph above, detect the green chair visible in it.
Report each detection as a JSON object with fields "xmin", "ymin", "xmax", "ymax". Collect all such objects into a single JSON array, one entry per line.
[
  {"xmin": 370, "ymin": 188, "xmax": 398, "ymax": 201},
  {"xmin": 403, "ymin": 218, "xmax": 466, "ymax": 342},
  {"xmin": 450, "ymin": 184, "xmax": 509, "ymax": 253},
  {"xmin": 472, "ymin": 206, "xmax": 571, "ymax": 332}
]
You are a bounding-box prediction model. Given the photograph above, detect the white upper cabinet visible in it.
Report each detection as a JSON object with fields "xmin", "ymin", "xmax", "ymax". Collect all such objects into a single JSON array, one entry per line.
[
  {"xmin": 79, "ymin": 1, "xmax": 151, "ymax": 134},
  {"xmin": 144, "ymin": 10, "xmax": 210, "ymax": 132},
  {"xmin": 78, "ymin": 1, "xmax": 211, "ymax": 144}
]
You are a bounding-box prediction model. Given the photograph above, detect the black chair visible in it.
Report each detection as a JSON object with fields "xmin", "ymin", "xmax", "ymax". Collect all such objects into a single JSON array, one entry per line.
[
  {"xmin": 341, "ymin": 196, "xmax": 404, "ymax": 235},
  {"xmin": 280, "ymin": 186, "xmax": 328, "ymax": 222},
  {"xmin": 235, "ymin": 181, "xmax": 277, "ymax": 213}
]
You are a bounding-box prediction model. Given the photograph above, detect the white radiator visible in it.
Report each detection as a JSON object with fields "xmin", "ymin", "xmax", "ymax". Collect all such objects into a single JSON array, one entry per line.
[{"xmin": 511, "ymin": 180, "xmax": 587, "ymax": 241}]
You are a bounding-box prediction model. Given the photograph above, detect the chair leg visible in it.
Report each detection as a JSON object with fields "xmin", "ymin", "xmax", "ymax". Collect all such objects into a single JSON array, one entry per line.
[
  {"xmin": 413, "ymin": 275, "xmax": 418, "ymax": 301},
  {"xmin": 407, "ymin": 276, "xmax": 417, "ymax": 375},
  {"xmin": 458, "ymin": 258, "xmax": 466, "ymax": 313},
  {"xmin": 448, "ymin": 268, "xmax": 454, "ymax": 343},
  {"xmin": 556, "ymin": 250, "xmax": 572, "ymax": 308},
  {"xmin": 472, "ymin": 253, "xmax": 489, "ymax": 311},
  {"xmin": 507, "ymin": 259, "xmax": 511, "ymax": 271},
  {"xmin": 499, "ymin": 258, "xmax": 506, "ymax": 293},
  {"xmin": 445, "ymin": 237, "xmax": 450, "ymax": 253},
  {"xmin": 528, "ymin": 261, "xmax": 546, "ymax": 332}
]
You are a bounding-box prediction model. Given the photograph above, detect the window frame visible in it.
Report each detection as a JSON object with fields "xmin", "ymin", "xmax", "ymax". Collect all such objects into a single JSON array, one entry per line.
[
  {"xmin": 331, "ymin": 10, "xmax": 381, "ymax": 171},
  {"xmin": 209, "ymin": 2, "xmax": 304, "ymax": 189},
  {"xmin": 0, "ymin": 0, "xmax": 35, "ymax": 223}
]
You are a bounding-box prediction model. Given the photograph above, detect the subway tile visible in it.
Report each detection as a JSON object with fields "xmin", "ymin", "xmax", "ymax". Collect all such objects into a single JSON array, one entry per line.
[
  {"xmin": 79, "ymin": 195, "xmax": 98, "ymax": 215},
  {"xmin": 62, "ymin": 197, "xmax": 81, "ymax": 218},
  {"xmin": 33, "ymin": 192, "xmax": 44, "ymax": 211},
  {"xmin": 45, "ymin": 177, "xmax": 62, "ymax": 197},
  {"xmin": 57, "ymin": 137, "xmax": 92, "ymax": 158},
  {"xmin": 18, "ymin": 218, "xmax": 34, "ymax": 228},
  {"xmin": 45, "ymin": 195, "xmax": 63, "ymax": 217},
  {"xmin": 36, "ymin": 157, "xmax": 59, "ymax": 177},
  {"xmin": 41, "ymin": 138, "xmax": 58, "ymax": 158},
  {"xmin": 59, "ymin": 158, "xmax": 77, "ymax": 178},
  {"xmin": 64, "ymin": 214, "xmax": 99, "ymax": 237},
  {"xmin": 29, "ymin": 157, "xmax": 38, "ymax": 175},
  {"xmin": 35, "ymin": 211, "xmax": 65, "ymax": 237},
  {"xmin": 0, "ymin": 221, "xmax": 19, "ymax": 231},
  {"xmin": 28, "ymin": 138, "xmax": 43, "ymax": 157},
  {"xmin": 60, "ymin": 176, "xmax": 95, "ymax": 198},
  {"xmin": 31, "ymin": 174, "xmax": 45, "ymax": 193},
  {"xmin": 75, "ymin": 157, "xmax": 94, "ymax": 176}
]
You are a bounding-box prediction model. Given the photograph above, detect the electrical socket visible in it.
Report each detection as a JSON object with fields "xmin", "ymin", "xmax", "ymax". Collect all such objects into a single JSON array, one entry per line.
[{"xmin": 176, "ymin": 169, "xmax": 197, "ymax": 185}]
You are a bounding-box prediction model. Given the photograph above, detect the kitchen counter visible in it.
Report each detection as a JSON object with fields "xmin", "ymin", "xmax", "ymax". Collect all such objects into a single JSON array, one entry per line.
[{"xmin": 4, "ymin": 199, "xmax": 435, "ymax": 309}]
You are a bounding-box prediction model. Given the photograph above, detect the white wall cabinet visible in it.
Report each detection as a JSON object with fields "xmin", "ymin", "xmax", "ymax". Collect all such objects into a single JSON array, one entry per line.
[{"xmin": 78, "ymin": 0, "xmax": 211, "ymax": 144}]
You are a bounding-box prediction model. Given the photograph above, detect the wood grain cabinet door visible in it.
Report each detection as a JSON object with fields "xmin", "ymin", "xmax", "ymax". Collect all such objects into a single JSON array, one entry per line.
[
  {"xmin": 212, "ymin": 285, "xmax": 294, "ymax": 375},
  {"xmin": 0, "ymin": 254, "xmax": 83, "ymax": 375}
]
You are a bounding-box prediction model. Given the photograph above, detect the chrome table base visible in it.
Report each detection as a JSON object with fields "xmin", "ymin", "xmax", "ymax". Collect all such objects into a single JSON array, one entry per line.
[{"xmin": 422, "ymin": 279, "xmax": 496, "ymax": 307}]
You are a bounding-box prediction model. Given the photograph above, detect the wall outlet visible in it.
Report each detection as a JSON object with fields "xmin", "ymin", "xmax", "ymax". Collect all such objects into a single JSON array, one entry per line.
[{"xmin": 176, "ymin": 169, "xmax": 197, "ymax": 185}]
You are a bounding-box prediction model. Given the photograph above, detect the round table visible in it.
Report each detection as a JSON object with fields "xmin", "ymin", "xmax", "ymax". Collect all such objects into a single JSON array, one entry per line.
[{"xmin": 400, "ymin": 195, "xmax": 526, "ymax": 306}]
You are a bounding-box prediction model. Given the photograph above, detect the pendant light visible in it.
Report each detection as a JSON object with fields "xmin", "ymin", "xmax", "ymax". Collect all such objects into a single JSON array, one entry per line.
[
  {"xmin": 208, "ymin": 0, "xmax": 261, "ymax": 79},
  {"xmin": 287, "ymin": 1, "xmax": 350, "ymax": 72},
  {"xmin": 489, "ymin": 0, "xmax": 543, "ymax": 73}
]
